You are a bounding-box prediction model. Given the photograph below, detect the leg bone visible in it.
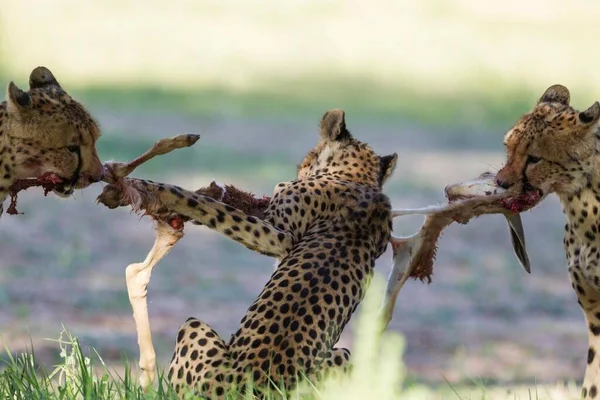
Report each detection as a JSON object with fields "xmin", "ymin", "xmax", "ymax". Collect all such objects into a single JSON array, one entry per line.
[
  {"xmin": 104, "ymin": 134, "xmax": 200, "ymax": 183},
  {"xmin": 127, "ymin": 219, "xmax": 184, "ymax": 389}
]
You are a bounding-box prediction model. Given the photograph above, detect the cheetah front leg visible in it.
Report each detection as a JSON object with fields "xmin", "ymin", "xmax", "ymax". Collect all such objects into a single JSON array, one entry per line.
[
  {"xmin": 127, "ymin": 218, "xmax": 184, "ymax": 389},
  {"xmin": 104, "ymin": 178, "xmax": 295, "ymax": 258},
  {"xmin": 582, "ymin": 304, "xmax": 600, "ymax": 400},
  {"xmin": 569, "ymin": 257, "xmax": 600, "ymax": 399}
]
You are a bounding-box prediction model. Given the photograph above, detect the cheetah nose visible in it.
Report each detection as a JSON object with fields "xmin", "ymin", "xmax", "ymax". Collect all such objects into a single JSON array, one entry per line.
[{"xmin": 496, "ymin": 178, "xmax": 512, "ymax": 189}]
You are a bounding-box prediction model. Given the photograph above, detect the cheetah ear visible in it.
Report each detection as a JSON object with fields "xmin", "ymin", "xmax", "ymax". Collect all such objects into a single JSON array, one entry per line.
[
  {"xmin": 578, "ymin": 102, "xmax": 600, "ymax": 126},
  {"xmin": 320, "ymin": 109, "xmax": 351, "ymax": 141},
  {"xmin": 379, "ymin": 153, "xmax": 398, "ymax": 186},
  {"xmin": 6, "ymin": 82, "xmax": 32, "ymax": 113},
  {"xmin": 29, "ymin": 66, "xmax": 61, "ymax": 89},
  {"xmin": 538, "ymin": 84, "xmax": 570, "ymax": 106}
]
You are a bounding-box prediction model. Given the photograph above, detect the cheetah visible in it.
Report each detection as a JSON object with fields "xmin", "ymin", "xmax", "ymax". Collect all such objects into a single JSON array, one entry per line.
[
  {"xmin": 493, "ymin": 85, "xmax": 600, "ymax": 399},
  {"xmin": 0, "ymin": 66, "xmax": 104, "ymax": 215},
  {"xmin": 104, "ymin": 109, "xmax": 397, "ymax": 397}
]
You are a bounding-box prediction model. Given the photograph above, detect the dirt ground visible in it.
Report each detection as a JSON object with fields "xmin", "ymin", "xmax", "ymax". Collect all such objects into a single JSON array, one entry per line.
[{"xmin": 0, "ymin": 109, "xmax": 585, "ymax": 388}]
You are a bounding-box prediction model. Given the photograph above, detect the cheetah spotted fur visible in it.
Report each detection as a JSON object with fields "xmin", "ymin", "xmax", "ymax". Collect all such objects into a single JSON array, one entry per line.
[
  {"xmin": 0, "ymin": 66, "xmax": 103, "ymax": 216},
  {"xmin": 496, "ymin": 85, "xmax": 600, "ymax": 399},
  {"xmin": 118, "ymin": 109, "xmax": 398, "ymax": 397}
]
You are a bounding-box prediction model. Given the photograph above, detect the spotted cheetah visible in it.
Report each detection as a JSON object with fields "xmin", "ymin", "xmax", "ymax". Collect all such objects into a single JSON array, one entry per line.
[
  {"xmin": 107, "ymin": 109, "xmax": 397, "ymax": 397},
  {"xmin": 0, "ymin": 66, "xmax": 103, "ymax": 215},
  {"xmin": 494, "ymin": 85, "xmax": 600, "ymax": 399}
]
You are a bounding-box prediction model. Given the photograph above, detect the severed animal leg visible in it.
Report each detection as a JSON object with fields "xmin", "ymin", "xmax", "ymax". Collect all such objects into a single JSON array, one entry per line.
[
  {"xmin": 391, "ymin": 205, "xmax": 446, "ymax": 217},
  {"xmin": 379, "ymin": 206, "xmax": 444, "ymax": 331},
  {"xmin": 380, "ymin": 211, "xmax": 529, "ymax": 331},
  {"xmin": 380, "ymin": 233, "xmax": 422, "ymax": 329},
  {"xmin": 126, "ymin": 218, "xmax": 184, "ymax": 389},
  {"xmin": 103, "ymin": 134, "xmax": 200, "ymax": 183},
  {"xmin": 380, "ymin": 171, "xmax": 536, "ymax": 330}
]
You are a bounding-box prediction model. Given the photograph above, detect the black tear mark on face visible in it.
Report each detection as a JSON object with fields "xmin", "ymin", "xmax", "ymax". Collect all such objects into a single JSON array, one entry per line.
[
  {"xmin": 520, "ymin": 161, "xmax": 537, "ymax": 194},
  {"xmin": 69, "ymin": 146, "xmax": 82, "ymax": 185}
]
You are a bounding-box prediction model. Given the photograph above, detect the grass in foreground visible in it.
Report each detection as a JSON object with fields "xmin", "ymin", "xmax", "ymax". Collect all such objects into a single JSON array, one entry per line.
[
  {"xmin": 0, "ymin": 278, "xmax": 581, "ymax": 400},
  {"xmin": 1, "ymin": 329, "xmax": 181, "ymax": 400}
]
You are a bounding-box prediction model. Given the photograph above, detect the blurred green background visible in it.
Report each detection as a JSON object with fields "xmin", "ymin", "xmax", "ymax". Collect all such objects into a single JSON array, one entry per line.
[{"xmin": 0, "ymin": 0, "xmax": 598, "ymax": 397}]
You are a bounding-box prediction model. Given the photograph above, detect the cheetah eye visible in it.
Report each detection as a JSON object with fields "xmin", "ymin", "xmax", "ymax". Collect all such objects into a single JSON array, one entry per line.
[
  {"xmin": 67, "ymin": 145, "xmax": 79, "ymax": 153},
  {"xmin": 526, "ymin": 155, "xmax": 542, "ymax": 164}
]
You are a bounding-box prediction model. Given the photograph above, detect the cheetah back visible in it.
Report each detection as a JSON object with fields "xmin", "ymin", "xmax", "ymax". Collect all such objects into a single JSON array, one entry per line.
[{"xmin": 169, "ymin": 109, "xmax": 398, "ymax": 397}]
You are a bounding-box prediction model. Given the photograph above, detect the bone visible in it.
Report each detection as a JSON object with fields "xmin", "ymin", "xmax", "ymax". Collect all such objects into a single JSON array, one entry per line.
[
  {"xmin": 126, "ymin": 219, "xmax": 184, "ymax": 389},
  {"xmin": 102, "ymin": 134, "xmax": 200, "ymax": 184}
]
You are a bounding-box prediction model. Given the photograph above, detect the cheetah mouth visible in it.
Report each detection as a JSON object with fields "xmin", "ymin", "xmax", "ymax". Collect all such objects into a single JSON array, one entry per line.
[
  {"xmin": 497, "ymin": 186, "xmax": 543, "ymax": 214},
  {"xmin": 33, "ymin": 173, "xmax": 75, "ymax": 198},
  {"xmin": 52, "ymin": 182, "xmax": 75, "ymax": 197}
]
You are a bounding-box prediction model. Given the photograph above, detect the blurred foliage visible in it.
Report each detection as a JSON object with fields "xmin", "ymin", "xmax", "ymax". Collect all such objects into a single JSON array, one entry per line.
[{"xmin": 2, "ymin": 0, "xmax": 599, "ymax": 130}]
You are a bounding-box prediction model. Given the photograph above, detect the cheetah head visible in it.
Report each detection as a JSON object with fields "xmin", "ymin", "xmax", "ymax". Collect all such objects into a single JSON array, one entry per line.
[
  {"xmin": 5, "ymin": 66, "xmax": 104, "ymax": 197},
  {"xmin": 495, "ymin": 85, "xmax": 600, "ymax": 212},
  {"xmin": 297, "ymin": 108, "xmax": 398, "ymax": 188}
]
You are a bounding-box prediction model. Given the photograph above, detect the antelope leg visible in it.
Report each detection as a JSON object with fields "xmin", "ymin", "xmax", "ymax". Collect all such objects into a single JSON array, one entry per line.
[
  {"xmin": 126, "ymin": 219, "xmax": 184, "ymax": 389},
  {"xmin": 379, "ymin": 233, "xmax": 422, "ymax": 330},
  {"xmin": 104, "ymin": 134, "xmax": 200, "ymax": 182},
  {"xmin": 380, "ymin": 205, "xmax": 442, "ymax": 328},
  {"xmin": 391, "ymin": 205, "xmax": 446, "ymax": 218}
]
